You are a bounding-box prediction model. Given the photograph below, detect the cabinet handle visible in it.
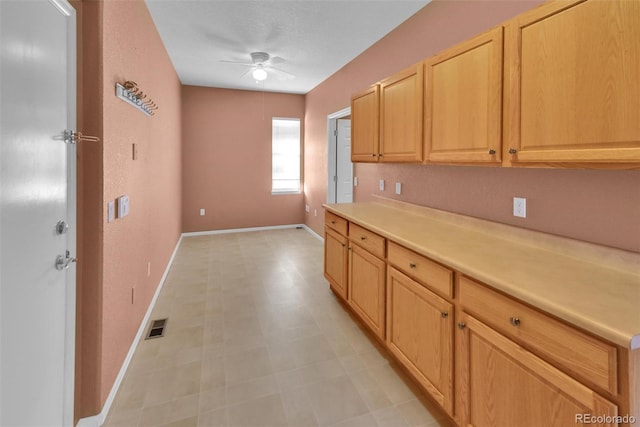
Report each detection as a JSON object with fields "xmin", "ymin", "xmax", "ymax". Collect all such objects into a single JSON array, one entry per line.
[
  {"xmin": 409, "ymin": 262, "xmax": 417, "ymax": 269},
  {"xmin": 441, "ymin": 311, "xmax": 448, "ymax": 319},
  {"xmin": 457, "ymin": 322, "xmax": 466, "ymax": 330},
  {"xmin": 348, "ymin": 247, "xmax": 352, "ymax": 251},
  {"xmin": 378, "ymin": 154, "xmax": 383, "ymax": 158},
  {"xmin": 510, "ymin": 317, "xmax": 521, "ymax": 327},
  {"xmin": 341, "ymin": 243, "xmax": 346, "ymax": 247},
  {"xmin": 360, "ymin": 236, "xmax": 366, "ymax": 240},
  {"xmin": 488, "ymin": 149, "xmax": 496, "ymax": 155},
  {"xmin": 508, "ymin": 148, "xmax": 517, "ymax": 154},
  {"xmin": 331, "ymin": 221, "xmax": 336, "ymax": 224},
  {"xmin": 371, "ymin": 154, "xmax": 376, "ymax": 157}
]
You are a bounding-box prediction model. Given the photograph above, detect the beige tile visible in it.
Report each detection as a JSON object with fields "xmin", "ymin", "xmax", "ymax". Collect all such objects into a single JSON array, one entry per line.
[
  {"xmin": 372, "ymin": 407, "xmax": 411, "ymax": 427},
  {"xmin": 223, "ymin": 346, "xmax": 275, "ymax": 384},
  {"xmin": 276, "ymin": 358, "xmax": 345, "ymax": 391},
  {"xmin": 303, "ymin": 375, "xmax": 369, "ymax": 426},
  {"xmin": 139, "ymin": 394, "xmax": 199, "ymax": 427},
  {"xmin": 394, "ymin": 399, "xmax": 440, "ymax": 427},
  {"xmin": 200, "ymin": 355, "xmax": 226, "ymax": 391},
  {"xmin": 144, "ymin": 360, "xmax": 202, "ymax": 406},
  {"xmin": 225, "ymin": 393, "xmax": 288, "ymax": 426},
  {"xmin": 225, "ymin": 374, "xmax": 280, "ymax": 406},
  {"xmin": 198, "ymin": 385, "xmax": 226, "ymax": 414},
  {"xmin": 280, "ymin": 387, "xmax": 318, "ymax": 427},
  {"xmin": 332, "ymin": 412, "xmax": 380, "ymax": 427},
  {"xmin": 286, "ymin": 334, "xmax": 338, "ymax": 367},
  {"xmin": 198, "ymin": 407, "xmax": 227, "ymax": 427},
  {"xmin": 159, "ymin": 415, "xmax": 198, "ymax": 427},
  {"xmin": 348, "ymin": 369, "xmax": 393, "ymax": 412},
  {"xmin": 103, "ymin": 407, "xmax": 141, "ymax": 427}
]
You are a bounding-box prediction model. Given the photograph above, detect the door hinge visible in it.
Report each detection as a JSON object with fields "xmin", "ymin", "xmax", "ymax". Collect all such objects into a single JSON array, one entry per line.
[
  {"xmin": 333, "ymin": 175, "xmax": 337, "ymax": 182},
  {"xmin": 63, "ymin": 129, "xmax": 100, "ymax": 144},
  {"xmin": 333, "ymin": 129, "xmax": 338, "ymax": 137}
]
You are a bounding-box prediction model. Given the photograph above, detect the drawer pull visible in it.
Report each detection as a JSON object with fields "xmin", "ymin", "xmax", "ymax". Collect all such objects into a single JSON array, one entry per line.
[
  {"xmin": 331, "ymin": 220, "xmax": 336, "ymax": 224},
  {"xmin": 510, "ymin": 317, "xmax": 521, "ymax": 327},
  {"xmin": 441, "ymin": 311, "xmax": 448, "ymax": 319},
  {"xmin": 488, "ymin": 148, "xmax": 496, "ymax": 155},
  {"xmin": 509, "ymin": 148, "xmax": 517, "ymax": 154},
  {"xmin": 360, "ymin": 236, "xmax": 367, "ymax": 240},
  {"xmin": 409, "ymin": 263, "xmax": 417, "ymax": 269},
  {"xmin": 457, "ymin": 322, "xmax": 466, "ymax": 330}
]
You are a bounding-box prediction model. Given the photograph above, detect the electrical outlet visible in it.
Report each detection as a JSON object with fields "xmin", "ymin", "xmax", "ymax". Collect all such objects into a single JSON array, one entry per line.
[
  {"xmin": 353, "ymin": 177, "xmax": 358, "ymax": 187},
  {"xmin": 305, "ymin": 204, "xmax": 310, "ymax": 213},
  {"xmin": 513, "ymin": 197, "xmax": 527, "ymax": 218},
  {"xmin": 395, "ymin": 182, "xmax": 402, "ymax": 195},
  {"xmin": 379, "ymin": 179, "xmax": 385, "ymax": 191},
  {"xmin": 314, "ymin": 209, "xmax": 317, "ymax": 217},
  {"xmin": 200, "ymin": 208, "xmax": 205, "ymax": 216}
]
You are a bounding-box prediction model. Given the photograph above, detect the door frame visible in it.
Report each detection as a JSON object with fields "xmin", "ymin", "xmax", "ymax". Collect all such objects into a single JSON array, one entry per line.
[
  {"xmin": 326, "ymin": 106, "xmax": 352, "ymax": 204},
  {"xmin": 52, "ymin": 0, "xmax": 78, "ymax": 424}
]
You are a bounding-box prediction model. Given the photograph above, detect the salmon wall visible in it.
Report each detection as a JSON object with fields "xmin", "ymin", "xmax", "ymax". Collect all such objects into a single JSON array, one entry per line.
[
  {"xmin": 181, "ymin": 86, "xmax": 305, "ymax": 232},
  {"xmin": 303, "ymin": 0, "xmax": 640, "ymax": 253},
  {"xmin": 76, "ymin": 0, "xmax": 183, "ymax": 418}
]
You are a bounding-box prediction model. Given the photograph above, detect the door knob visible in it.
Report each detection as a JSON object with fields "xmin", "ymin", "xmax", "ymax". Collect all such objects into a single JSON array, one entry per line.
[{"xmin": 56, "ymin": 220, "xmax": 69, "ymax": 235}]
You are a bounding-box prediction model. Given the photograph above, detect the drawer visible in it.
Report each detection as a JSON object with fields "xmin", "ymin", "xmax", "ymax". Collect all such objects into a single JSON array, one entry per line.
[
  {"xmin": 387, "ymin": 241, "xmax": 453, "ymax": 298},
  {"xmin": 349, "ymin": 223, "xmax": 385, "ymax": 258},
  {"xmin": 459, "ymin": 276, "xmax": 617, "ymax": 395},
  {"xmin": 325, "ymin": 211, "xmax": 348, "ymax": 236}
]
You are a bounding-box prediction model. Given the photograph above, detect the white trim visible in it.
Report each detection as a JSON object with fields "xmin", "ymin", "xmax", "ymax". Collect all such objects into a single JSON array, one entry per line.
[
  {"xmin": 302, "ymin": 225, "xmax": 323, "ymax": 242},
  {"xmin": 326, "ymin": 107, "xmax": 351, "ymax": 204},
  {"xmin": 49, "ymin": 0, "xmax": 73, "ymax": 16},
  {"xmin": 182, "ymin": 224, "xmax": 306, "ymax": 237},
  {"xmin": 76, "ymin": 235, "xmax": 183, "ymax": 427}
]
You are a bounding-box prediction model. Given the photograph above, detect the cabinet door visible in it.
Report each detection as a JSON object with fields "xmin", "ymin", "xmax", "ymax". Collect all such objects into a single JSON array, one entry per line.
[
  {"xmin": 324, "ymin": 227, "xmax": 348, "ymax": 300},
  {"xmin": 348, "ymin": 243, "xmax": 386, "ymax": 340},
  {"xmin": 351, "ymin": 85, "xmax": 379, "ymax": 162},
  {"xmin": 459, "ymin": 313, "xmax": 618, "ymax": 427},
  {"xmin": 386, "ymin": 267, "xmax": 453, "ymax": 414},
  {"xmin": 379, "ymin": 64, "xmax": 424, "ymax": 162},
  {"xmin": 425, "ymin": 27, "xmax": 503, "ymax": 164},
  {"xmin": 504, "ymin": 0, "xmax": 640, "ymax": 165}
]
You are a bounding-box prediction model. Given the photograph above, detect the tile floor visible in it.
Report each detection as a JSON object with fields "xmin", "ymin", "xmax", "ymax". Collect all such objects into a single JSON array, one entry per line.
[{"xmin": 104, "ymin": 229, "xmax": 451, "ymax": 427}]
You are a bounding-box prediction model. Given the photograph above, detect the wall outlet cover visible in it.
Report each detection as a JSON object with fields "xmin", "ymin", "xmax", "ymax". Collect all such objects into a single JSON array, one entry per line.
[
  {"xmin": 200, "ymin": 208, "xmax": 205, "ymax": 216},
  {"xmin": 513, "ymin": 197, "xmax": 527, "ymax": 218},
  {"xmin": 379, "ymin": 179, "xmax": 385, "ymax": 191},
  {"xmin": 353, "ymin": 177, "xmax": 358, "ymax": 187},
  {"xmin": 117, "ymin": 195, "xmax": 130, "ymax": 218},
  {"xmin": 395, "ymin": 182, "xmax": 402, "ymax": 195}
]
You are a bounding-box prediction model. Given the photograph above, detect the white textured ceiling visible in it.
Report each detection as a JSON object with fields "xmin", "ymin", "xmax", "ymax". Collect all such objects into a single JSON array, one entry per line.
[{"xmin": 145, "ymin": 1, "xmax": 430, "ymax": 94}]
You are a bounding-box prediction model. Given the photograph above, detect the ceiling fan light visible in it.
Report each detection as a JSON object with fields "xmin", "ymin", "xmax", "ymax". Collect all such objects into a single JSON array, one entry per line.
[{"xmin": 252, "ymin": 68, "xmax": 267, "ymax": 81}]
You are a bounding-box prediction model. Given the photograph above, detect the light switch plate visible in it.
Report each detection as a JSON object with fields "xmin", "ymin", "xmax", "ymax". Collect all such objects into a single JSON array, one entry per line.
[
  {"xmin": 118, "ymin": 195, "xmax": 130, "ymax": 218},
  {"xmin": 107, "ymin": 200, "xmax": 115, "ymax": 222},
  {"xmin": 353, "ymin": 177, "xmax": 358, "ymax": 187},
  {"xmin": 395, "ymin": 182, "xmax": 402, "ymax": 195},
  {"xmin": 379, "ymin": 179, "xmax": 385, "ymax": 191},
  {"xmin": 513, "ymin": 197, "xmax": 527, "ymax": 218},
  {"xmin": 200, "ymin": 208, "xmax": 205, "ymax": 216}
]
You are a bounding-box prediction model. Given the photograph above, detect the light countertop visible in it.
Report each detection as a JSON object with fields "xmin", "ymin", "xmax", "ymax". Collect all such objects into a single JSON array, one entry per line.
[{"xmin": 324, "ymin": 199, "xmax": 640, "ymax": 349}]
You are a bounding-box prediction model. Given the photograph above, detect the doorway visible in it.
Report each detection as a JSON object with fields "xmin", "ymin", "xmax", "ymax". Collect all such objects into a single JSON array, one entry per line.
[
  {"xmin": 0, "ymin": 0, "xmax": 77, "ymax": 424},
  {"xmin": 327, "ymin": 107, "xmax": 353, "ymax": 204}
]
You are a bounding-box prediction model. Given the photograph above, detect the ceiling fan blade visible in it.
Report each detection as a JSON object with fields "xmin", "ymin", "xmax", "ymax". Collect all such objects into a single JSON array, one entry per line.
[
  {"xmin": 267, "ymin": 56, "xmax": 285, "ymax": 65},
  {"xmin": 240, "ymin": 68, "xmax": 254, "ymax": 78},
  {"xmin": 219, "ymin": 60, "xmax": 253, "ymax": 66},
  {"xmin": 269, "ymin": 66, "xmax": 295, "ymax": 80}
]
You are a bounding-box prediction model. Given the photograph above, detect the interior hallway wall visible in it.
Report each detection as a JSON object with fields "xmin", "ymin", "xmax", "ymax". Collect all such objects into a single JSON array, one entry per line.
[
  {"xmin": 303, "ymin": 0, "xmax": 640, "ymax": 253},
  {"xmin": 181, "ymin": 86, "xmax": 305, "ymax": 232},
  {"xmin": 75, "ymin": 0, "xmax": 183, "ymax": 419}
]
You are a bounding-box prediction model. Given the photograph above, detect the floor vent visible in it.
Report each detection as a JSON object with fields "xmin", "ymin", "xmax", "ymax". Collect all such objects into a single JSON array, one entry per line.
[
  {"xmin": 145, "ymin": 318, "xmax": 167, "ymax": 340},
  {"xmin": 296, "ymin": 226, "xmax": 303, "ymax": 229}
]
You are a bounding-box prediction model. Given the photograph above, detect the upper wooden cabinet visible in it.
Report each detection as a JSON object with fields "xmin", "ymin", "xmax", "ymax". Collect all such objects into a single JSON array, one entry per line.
[
  {"xmin": 379, "ymin": 64, "xmax": 424, "ymax": 162},
  {"xmin": 351, "ymin": 85, "xmax": 379, "ymax": 162},
  {"xmin": 425, "ymin": 27, "xmax": 503, "ymax": 164},
  {"xmin": 504, "ymin": 0, "xmax": 640, "ymax": 166}
]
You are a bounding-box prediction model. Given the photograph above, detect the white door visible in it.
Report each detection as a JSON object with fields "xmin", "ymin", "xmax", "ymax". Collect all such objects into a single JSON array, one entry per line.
[
  {"xmin": 0, "ymin": 0, "xmax": 77, "ymax": 425},
  {"xmin": 336, "ymin": 119, "xmax": 353, "ymax": 203}
]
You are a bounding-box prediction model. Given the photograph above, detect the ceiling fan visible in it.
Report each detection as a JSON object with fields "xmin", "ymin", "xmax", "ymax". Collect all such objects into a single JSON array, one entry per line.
[{"xmin": 220, "ymin": 52, "xmax": 295, "ymax": 82}]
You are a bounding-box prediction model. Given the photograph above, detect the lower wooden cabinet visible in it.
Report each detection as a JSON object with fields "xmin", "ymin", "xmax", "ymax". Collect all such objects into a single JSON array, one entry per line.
[
  {"xmin": 348, "ymin": 243, "xmax": 386, "ymax": 340},
  {"xmin": 324, "ymin": 227, "xmax": 348, "ymax": 300},
  {"xmin": 386, "ymin": 267, "xmax": 454, "ymax": 414},
  {"xmin": 458, "ymin": 313, "xmax": 618, "ymax": 427}
]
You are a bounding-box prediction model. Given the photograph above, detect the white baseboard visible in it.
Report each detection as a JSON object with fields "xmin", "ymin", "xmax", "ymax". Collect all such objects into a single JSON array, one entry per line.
[
  {"xmin": 302, "ymin": 224, "xmax": 323, "ymax": 242},
  {"xmin": 182, "ymin": 223, "xmax": 307, "ymax": 237},
  {"xmin": 76, "ymin": 235, "xmax": 183, "ymax": 427}
]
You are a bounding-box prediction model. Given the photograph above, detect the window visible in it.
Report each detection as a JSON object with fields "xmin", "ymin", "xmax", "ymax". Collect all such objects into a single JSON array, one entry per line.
[{"xmin": 272, "ymin": 118, "xmax": 301, "ymax": 194}]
